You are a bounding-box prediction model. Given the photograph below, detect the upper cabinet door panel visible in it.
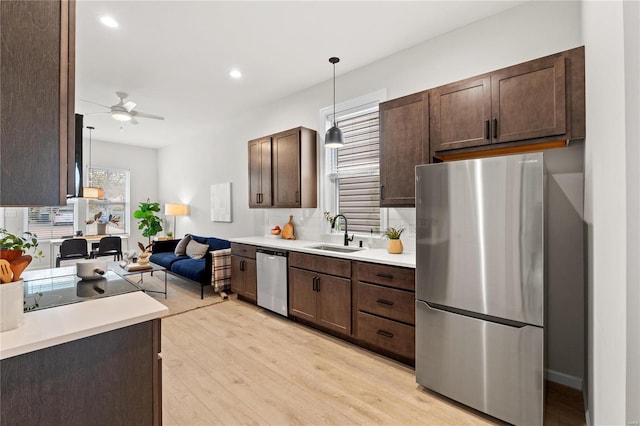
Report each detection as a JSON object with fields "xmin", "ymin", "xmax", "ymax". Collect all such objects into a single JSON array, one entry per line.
[
  {"xmin": 430, "ymin": 76, "xmax": 491, "ymax": 152},
  {"xmin": 379, "ymin": 91, "xmax": 429, "ymax": 208},
  {"xmin": 248, "ymin": 137, "xmax": 271, "ymax": 207},
  {"xmin": 491, "ymin": 55, "xmax": 566, "ymax": 143},
  {"xmin": 272, "ymin": 129, "xmax": 301, "ymax": 207}
]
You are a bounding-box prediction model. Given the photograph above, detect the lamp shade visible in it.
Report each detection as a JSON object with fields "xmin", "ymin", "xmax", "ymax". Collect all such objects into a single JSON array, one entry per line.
[
  {"xmin": 82, "ymin": 186, "xmax": 105, "ymax": 199},
  {"xmin": 165, "ymin": 203, "xmax": 188, "ymax": 216},
  {"xmin": 324, "ymin": 124, "xmax": 344, "ymax": 148}
]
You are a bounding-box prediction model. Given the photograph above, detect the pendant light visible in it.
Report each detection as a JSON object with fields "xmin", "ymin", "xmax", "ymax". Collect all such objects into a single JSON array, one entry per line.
[
  {"xmin": 82, "ymin": 126, "xmax": 105, "ymax": 199},
  {"xmin": 325, "ymin": 57, "xmax": 344, "ymax": 148}
]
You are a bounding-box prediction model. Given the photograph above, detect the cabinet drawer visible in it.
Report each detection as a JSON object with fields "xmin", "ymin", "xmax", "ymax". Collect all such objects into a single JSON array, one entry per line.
[
  {"xmin": 357, "ymin": 311, "xmax": 415, "ymax": 360},
  {"xmin": 355, "ymin": 262, "xmax": 415, "ymax": 291},
  {"xmin": 289, "ymin": 252, "xmax": 351, "ymax": 278},
  {"xmin": 231, "ymin": 243, "xmax": 256, "ymax": 259},
  {"xmin": 357, "ymin": 282, "xmax": 415, "ymax": 325}
]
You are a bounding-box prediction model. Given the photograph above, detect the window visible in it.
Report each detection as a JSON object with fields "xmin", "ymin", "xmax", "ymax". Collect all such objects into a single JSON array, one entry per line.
[
  {"xmin": 26, "ymin": 167, "xmax": 130, "ymax": 238},
  {"xmin": 85, "ymin": 167, "xmax": 129, "ymax": 236},
  {"xmin": 326, "ymin": 107, "xmax": 382, "ymax": 234}
]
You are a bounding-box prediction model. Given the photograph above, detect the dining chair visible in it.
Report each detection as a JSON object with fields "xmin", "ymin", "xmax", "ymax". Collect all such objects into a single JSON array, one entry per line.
[
  {"xmin": 56, "ymin": 238, "xmax": 90, "ymax": 267},
  {"xmin": 92, "ymin": 236, "xmax": 123, "ymax": 261}
]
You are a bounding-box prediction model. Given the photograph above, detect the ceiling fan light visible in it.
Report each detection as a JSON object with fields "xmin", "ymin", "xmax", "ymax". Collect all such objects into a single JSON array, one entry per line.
[
  {"xmin": 325, "ymin": 125, "xmax": 344, "ymax": 148},
  {"xmin": 111, "ymin": 111, "xmax": 132, "ymax": 121}
]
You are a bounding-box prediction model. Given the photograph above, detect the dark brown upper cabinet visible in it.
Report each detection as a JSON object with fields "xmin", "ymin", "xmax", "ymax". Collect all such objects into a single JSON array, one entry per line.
[
  {"xmin": 431, "ymin": 46, "xmax": 584, "ymax": 156},
  {"xmin": 379, "ymin": 91, "xmax": 429, "ymax": 208},
  {"xmin": 0, "ymin": 0, "xmax": 76, "ymax": 206},
  {"xmin": 248, "ymin": 126, "xmax": 317, "ymax": 208},
  {"xmin": 248, "ymin": 137, "xmax": 272, "ymax": 208}
]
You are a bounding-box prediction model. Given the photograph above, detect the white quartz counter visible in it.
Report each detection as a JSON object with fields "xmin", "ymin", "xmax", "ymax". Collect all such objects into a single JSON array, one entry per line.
[
  {"xmin": 0, "ymin": 292, "xmax": 168, "ymax": 360},
  {"xmin": 229, "ymin": 236, "xmax": 416, "ymax": 268}
]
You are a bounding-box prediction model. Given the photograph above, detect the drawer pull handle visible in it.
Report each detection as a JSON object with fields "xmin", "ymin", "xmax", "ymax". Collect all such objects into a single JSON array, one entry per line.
[
  {"xmin": 376, "ymin": 273, "xmax": 394, "ymax": 280},
  {"xmin": 376, "ymin": 299, "xmax": 394, "ymax": 306},
  {"xmin": 376, "ymin": 330, "xmax": 394, "ymax": 339}
]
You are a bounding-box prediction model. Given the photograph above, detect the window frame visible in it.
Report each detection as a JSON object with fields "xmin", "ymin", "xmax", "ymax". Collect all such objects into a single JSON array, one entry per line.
[{"xmin": 318, "ymin": 89, "xmax": 388, "ymax": 237}]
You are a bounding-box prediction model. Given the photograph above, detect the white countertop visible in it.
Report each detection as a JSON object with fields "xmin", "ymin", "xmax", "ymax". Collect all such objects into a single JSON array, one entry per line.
[
  {"xmin": 229, "ymin": 236, "xmax": 416, "ymax": 269},
  {"xmin": 0, "ymin": 292, "xmax": 168, "ymax": 360}
]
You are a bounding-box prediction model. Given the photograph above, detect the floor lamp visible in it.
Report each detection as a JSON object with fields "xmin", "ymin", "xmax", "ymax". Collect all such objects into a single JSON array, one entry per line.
[{"xmin": 165, "ymin": 204, "xmax": 188, "ymax": 238}]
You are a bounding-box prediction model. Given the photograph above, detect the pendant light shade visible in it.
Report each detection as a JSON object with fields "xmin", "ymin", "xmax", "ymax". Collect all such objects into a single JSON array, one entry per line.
[
  {"xmin": 82, "ymin": 126, "xmax": 104, "ymax": 199},
  {"xmin": 325, "ymin": 57, "xmax": 344, "ymax": 148}
]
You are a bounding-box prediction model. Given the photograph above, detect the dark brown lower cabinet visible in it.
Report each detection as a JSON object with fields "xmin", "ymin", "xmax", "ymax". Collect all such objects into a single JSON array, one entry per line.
[
  {"xmin": 231, "ymin": 243, "xmax": 257, "ymax": 303},
  {"xmin": 289, "ymin": 267, "xmax": 351, "ymax": 336},
  {"xmin": 0, "ymin": 319, "xmax": 162, "ymax": 426}
]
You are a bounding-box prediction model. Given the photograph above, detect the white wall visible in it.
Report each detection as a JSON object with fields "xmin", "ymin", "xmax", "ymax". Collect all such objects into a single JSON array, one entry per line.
[{"xmin": 582, "ymin": 0, "xmax": 639, "ymax": 424}]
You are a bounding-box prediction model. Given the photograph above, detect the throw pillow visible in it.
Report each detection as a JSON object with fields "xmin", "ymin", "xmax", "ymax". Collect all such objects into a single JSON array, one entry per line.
[
  {"xmin": 186, "ymin": 239, "xmax": 209, "ymax": 259},
  {"xmin": 174, "ymin": 235, "xmax": 192, "ymax": 256}
]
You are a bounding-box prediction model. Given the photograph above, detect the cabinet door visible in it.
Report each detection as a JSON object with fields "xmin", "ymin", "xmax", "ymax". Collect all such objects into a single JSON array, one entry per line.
[
  {"xmin": 379, "ymin": 92, "xmax": 429, "ymax": 207},
  {"xmin": 288, "ymin": 267, "xmax": 317, "ymax": 322},
  {"xmin": 231, "ymin": 255, "xmax": 244, "ymax": 294},
  {"xmin": 491, "ymin": 55, "xmax": 566, "ymax": 143},
  {"xmin": 272, "ymin": 129, "xmax": 301, "ymax": 207},
  {"xmin": 430, "ymin": 76, "xmax": 491, "ymax": 152},
  {"xmin": 248, "ymin": 137, "xmax": 271, "ymax": 207},
  {"xmin": 0, "ymin": 0, "xmax": 75, "ymax": 206},
  {"xmin": 316, "ymin": 272, "xmax": 351, "ymax": 335},
  {"xmin": 243, "ymin": 257, "xmax": 257, "ymax": 302}
]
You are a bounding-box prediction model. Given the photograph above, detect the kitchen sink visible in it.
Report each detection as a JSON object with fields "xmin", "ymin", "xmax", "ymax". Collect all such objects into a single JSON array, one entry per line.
[{"xmin": 306, "ymin": 244, "xmax": 365, "ymax": 253}]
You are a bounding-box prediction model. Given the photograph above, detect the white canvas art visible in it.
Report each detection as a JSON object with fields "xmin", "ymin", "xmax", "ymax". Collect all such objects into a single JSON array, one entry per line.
[{"xmin": 210, "ymin": 182, "xmax": 232, "ymax": 222}]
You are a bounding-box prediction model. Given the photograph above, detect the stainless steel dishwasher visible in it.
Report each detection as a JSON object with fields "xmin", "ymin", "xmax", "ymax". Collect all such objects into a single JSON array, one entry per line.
[{"xmin": 256, "ymin": 247, "xmax": 288, "ymax": 316}]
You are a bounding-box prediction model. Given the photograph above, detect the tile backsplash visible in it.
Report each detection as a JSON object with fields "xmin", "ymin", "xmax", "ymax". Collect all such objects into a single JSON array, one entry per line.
[{"xmin": 261, "ymin": 207, "xmax": 416, "ymax": 252}]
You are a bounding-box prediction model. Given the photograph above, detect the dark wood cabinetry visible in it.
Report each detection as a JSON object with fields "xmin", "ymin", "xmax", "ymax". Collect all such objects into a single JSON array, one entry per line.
[
  {"xmin": 1, "ymin": 319, "xmax": 162, "ymax": 425},
  {"xmin": 379, "ymin": 91, "xmax": 429, "ymax": 207},
  {"xmin": 354, "ymin": 262, "xmax": 415, "ymax": 363},
  {"xmin": 0, "ymin": 0, "xmax": 76, "ymax": 206},
  {"xmin": 231, "ymin": 243, "xmax": 257, "ymax": 302},
  {"xmin": 431, "ymin": 46, "xmax": 584, "ymax": 156},
  {"xmin": 248, "ymin": 127, "xmax": 317, "ymax": 208},
  {"xmin": 248, "ymin": 137, "xmax": 272, "ymax": 208},
  {"xmin": 289, "ymin": 252, "xmax": 351, "ymax": 335}
]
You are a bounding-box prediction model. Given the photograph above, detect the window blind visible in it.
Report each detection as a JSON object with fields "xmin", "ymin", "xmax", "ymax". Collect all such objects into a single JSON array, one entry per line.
[{"xmin": 334, "ymin": 110, "xmax": 380, "ymax": 234}]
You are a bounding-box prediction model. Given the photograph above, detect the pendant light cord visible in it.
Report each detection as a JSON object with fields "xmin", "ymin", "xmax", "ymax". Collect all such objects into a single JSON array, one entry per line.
[{"xmin": 333, "ymin": 61, "xmax": 336, "ymax": 125}]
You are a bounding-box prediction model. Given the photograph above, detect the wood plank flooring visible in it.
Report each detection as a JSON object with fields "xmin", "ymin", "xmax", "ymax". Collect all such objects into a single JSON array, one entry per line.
[{"xmin": 161, "ymin": 300, "xmax": 585, "ymax": 425}]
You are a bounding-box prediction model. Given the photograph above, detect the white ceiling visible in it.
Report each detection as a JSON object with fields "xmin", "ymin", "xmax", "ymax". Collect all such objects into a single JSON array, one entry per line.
[{"xmin": 75, "ymin": 1, "xmax": 525, "ymax": 148}]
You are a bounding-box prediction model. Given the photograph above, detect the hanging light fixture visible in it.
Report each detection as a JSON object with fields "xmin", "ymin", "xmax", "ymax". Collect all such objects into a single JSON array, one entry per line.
[
  {"xmin": 325, "ymin": 57, "xmax": 344, "ymax": 148},
  {"xmin": 82, "ymin": 126, "xmax": 105, "ymax": 199}
]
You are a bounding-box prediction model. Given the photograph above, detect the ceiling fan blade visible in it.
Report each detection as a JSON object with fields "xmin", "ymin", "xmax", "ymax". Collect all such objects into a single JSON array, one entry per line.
[
  {"xmin": 131, "ymin": 111, "xmax": 164, "ymax": 120},
  {"xmin": 130, "ymin": 117, "xmax": 139, "ymax": 125},
  {"xmin": 79, "ymin": 99, "xmax": 111, "ymax": 109},
  {"xmin": 123, "ymin": 101, "xmax": 136, "ymax": 112},
  {"xmin": 83, "ymin": 111, "xmax": 110, "ymax": 115}
]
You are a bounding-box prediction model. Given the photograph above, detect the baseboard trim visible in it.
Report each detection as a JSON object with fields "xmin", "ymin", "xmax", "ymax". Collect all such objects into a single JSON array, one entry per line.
[{"xmin": 545, "ymin": 369, "xmax": 583, "ymax": 390}]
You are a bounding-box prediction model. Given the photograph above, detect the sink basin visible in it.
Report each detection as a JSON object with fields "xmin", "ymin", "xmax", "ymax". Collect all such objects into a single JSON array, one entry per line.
[{"xmin": 306, "ymin": 244, "xmax": 365, "ymax": 253}]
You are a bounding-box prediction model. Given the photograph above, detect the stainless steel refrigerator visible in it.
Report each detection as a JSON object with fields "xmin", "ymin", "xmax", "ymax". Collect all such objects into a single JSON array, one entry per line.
[{"xmin": 415, "ymin": 152, "xmax": 548, "ymax": 425}]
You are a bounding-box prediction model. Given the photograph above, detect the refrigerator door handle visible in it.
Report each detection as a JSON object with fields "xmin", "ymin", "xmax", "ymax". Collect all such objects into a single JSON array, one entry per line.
[{"xmin": 422, "ymin": 301, "xmax": 533, "ymax": 329}]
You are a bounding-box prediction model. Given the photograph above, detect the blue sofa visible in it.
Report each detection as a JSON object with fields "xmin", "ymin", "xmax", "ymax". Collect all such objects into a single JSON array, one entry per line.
[{"xmin": 150, "ymin": 234, "xmax": 231, "ymax": 299}]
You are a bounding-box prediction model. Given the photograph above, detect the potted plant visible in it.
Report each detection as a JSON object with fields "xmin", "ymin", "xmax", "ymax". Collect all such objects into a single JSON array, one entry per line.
[
  {"xmin": 0, "ymin": 228, "xmax": 43, "ymax": 331},
  {"xmin": 86, "ymin": 211, "xmax": 121, "ymax": 235},
  {"xmin": 133, "ymin": 199, "xmax": 163, "ymax": 249},
  {"xmin": 382, "ymin": 226, "xmax": 405, "ymax": 254}
]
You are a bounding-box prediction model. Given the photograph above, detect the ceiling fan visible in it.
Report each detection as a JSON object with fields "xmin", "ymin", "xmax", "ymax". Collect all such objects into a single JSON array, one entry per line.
[{"xmin": 80, "ymin": 92, "xmax": 164, "ymax": 125}]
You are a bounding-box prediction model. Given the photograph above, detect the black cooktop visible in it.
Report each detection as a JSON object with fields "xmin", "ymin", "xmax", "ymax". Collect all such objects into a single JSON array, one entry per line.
[{"xmin": 23, "ymin": 270, "xmax": 140, "ymax": 312}]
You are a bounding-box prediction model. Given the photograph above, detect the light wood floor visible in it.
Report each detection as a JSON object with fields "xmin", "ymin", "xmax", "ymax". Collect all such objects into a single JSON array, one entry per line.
[{"xmin": 161, "ymin": 300, "xmax": 585, "ymax": 425}]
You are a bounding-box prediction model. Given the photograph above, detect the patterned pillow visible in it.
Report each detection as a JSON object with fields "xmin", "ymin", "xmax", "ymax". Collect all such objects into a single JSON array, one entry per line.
[
  {"xmin": 186, "ymin": 239, "xmax": 209, "ymax": 259},
  {"xmin": 174, "ymin": 235, "xmax": 192, "ymax": 256}
]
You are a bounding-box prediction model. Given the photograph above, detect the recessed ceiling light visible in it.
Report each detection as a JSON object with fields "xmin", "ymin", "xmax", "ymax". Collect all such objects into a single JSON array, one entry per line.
[
  {"xmin": 229, "ymin": 69, "xmax": 242, "ymax": 79},
  {"xmin": 100, "ymin": 16, "xmax": 119, "ymax": 28}
]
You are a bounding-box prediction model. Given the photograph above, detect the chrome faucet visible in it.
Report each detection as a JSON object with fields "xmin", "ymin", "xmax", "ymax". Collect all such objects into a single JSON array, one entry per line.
[{"xmin": 332, "ymin": 214, "xmax": 354, "ymax": 246}]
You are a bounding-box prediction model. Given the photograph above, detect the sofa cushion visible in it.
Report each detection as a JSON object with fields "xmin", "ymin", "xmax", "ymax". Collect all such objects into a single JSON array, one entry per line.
[
  {"xmin": 149, "ymin": 252, "xmax": 188, "ymax": 269},
  {"xmin": 170, "ymin": 258, "xmax": 205, "ymax": 282},
  {"xmin": 186, "ymin": 239, "xmax": 209, "ymax": 259},
  {"xmin": 174, "ymin": 235, "xmax": 192, "ymax": 256}
]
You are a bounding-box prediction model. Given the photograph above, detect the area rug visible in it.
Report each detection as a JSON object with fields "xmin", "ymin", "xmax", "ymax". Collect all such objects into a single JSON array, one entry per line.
[{"xmin": 136, "ymin": 271, "xmax": 228, "ymax": 317}]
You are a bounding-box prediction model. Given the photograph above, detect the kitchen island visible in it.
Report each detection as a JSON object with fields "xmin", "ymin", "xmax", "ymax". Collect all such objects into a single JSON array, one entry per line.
[{"xmin": 0, "ymin": 288, "xmax": 168, "ymax": 426}]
